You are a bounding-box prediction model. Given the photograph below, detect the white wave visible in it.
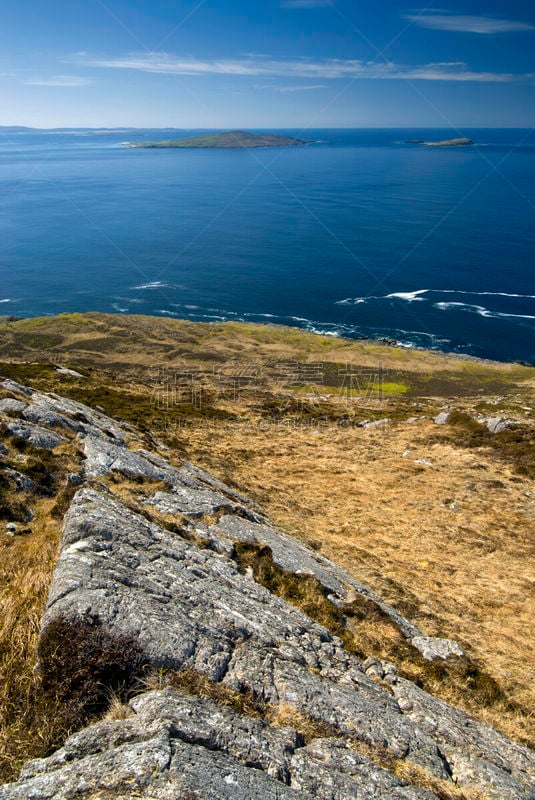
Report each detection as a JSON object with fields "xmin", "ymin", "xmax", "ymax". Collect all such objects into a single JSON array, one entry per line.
[
  {"xmin": 336, "ymin": 288, "xmax": 535, "ymax": 307},
  {"xmin": 308, "ymin": 327, "xmax": 340, "ymax": 337},
  {"xmin": 0, "ymin": 298, "xmax": 12, "ymax": 303},
  {"xmin": 111, "ymin": 303, "xmax": 128, "ymax": 313},
  {"xmin": 131, "ymin": 281, "xmax": 169, "ymax": 290},
  {"xmin": 156, "ymin": 309, "xmax": 179, "ymax": 316},
  {"xmin": 434, "ymin": 301, "xmax": 535, "ymax": 321},
  {"xmin": 435, "ymin": 301, "xmax": 488, "ymax": 314},
  {"xmin": 429, "ymin": 289, "xmax": 535, "ymax": 300},
  {"xmin": 335, "ymin": 296, "xmax": 377, "ymax": 305},
  {"xmin": 385, "ymin": 289, "xmax": 428, "ymax": 302},
  {"xmin": 492, "ymin": 311, "xmax": 535, "ymax": 320}
]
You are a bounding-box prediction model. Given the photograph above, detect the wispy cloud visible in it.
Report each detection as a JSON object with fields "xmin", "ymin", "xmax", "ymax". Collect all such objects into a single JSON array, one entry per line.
[
  {"xmin": 82, "ymin": 53, "xmax": 531, "ymax": 83},
  {"xmin": 403, "ymin": 12, "xmax": 535, "ymax": 34},
  {"xmin": 24, "ymin": 75, "xmax": 92, "ymax": 87},
  {"xmin": 256, "ymin": 83, "xmax": 327, "ymax": 92},
  {"xmin": 281, "ymin": 0, "xmax": 330, "ymax": 7}
]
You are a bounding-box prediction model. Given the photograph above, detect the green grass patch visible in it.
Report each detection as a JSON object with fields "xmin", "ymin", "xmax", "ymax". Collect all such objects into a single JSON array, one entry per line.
[{"xmin": 373, "ymin": 381, "xmax": 409, "ymax": 395}]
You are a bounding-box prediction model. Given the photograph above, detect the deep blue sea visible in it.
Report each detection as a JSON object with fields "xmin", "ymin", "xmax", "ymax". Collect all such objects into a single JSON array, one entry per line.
[{"xmin": 0, "ymin": 127, "xmax": 534, "ymax": 363}]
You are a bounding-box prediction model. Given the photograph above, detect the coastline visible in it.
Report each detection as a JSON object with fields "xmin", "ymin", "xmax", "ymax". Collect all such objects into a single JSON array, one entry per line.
[{"xmin": 1, "ymin": 312, "xmax": 533, "ymax": 370}]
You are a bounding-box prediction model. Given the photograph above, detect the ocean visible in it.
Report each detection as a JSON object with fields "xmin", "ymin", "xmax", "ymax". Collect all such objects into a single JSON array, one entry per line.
[{"xmin": 0, "ymin": 127, "xmax": 533, "ymax": 363}]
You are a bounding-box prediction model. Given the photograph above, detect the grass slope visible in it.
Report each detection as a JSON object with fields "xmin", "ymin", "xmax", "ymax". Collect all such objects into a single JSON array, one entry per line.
[{"xmin": 0, "ymin": 313, "xmax": 533, "ymax": 778}]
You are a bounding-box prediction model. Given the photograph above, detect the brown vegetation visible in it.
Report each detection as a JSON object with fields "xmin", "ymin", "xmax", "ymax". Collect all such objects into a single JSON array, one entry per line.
[{"xmin": 0, "ymin": 313, "xmax": 533, "ymax": 781}]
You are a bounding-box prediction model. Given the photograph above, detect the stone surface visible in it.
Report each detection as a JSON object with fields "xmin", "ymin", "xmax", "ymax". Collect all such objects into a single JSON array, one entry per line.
[
  {"xmin": 410, "ymin": 636, "xmax": 464, "ymax": 661},
  {"xmin": 360, "ymin": 418, "xmax": 390, "ymax": 429},
  {"xmin": 145, "ymin": 487, "xmax": 236, "ymax": 519},
  {"xmin": 55, "ymin": 367, "xmax": 85, "ymax": 378},
  {"xmin": 41, "ymin": 488, "xmax": 447, "ymax": 778},
  {"xmin": 0, "ymin": 398, "xmax": 28, "ymax": 415},
  {"xmin": 392, "ymin": 677, "xmax": 535, "ymax": 799},
  {"xmin": 484, "ymin": 416, "xmax": 513, "ymax": 434},
  {"xmin": 290, "ymin": 738, "xmax": 437, "ymax": 799},
  {"xmin": 4, "ymin": 419, "xmax": 66, "ymax": 450},
  {"xmin": 0, "ymin": 379, "xmax": 33, "ymax": 396},
  {"xmin": 1, "ymin": 689, "xmax": 438, "ymax": 800}
]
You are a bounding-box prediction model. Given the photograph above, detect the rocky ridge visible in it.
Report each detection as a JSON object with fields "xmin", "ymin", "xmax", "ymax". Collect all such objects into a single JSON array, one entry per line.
[{"xmin": 0, "ymin": 378, "xmax": 534, "ymax": 800}]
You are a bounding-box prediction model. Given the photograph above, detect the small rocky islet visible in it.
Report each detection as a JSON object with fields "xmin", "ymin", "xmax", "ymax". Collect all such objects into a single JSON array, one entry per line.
[{"xmin": 405, "ymin": 138, "xmax": 475, "ymax": 147}]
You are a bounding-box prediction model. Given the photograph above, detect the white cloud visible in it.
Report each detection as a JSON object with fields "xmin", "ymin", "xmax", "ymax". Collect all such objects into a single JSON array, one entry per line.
[
  {"xmin": 276, "ymin": 83, "xmax": 327, "ymax": 91},
  {"xmin": 403, "ymin": 13, "xmax": 535, "ymax": 34},
  {"xmin": 24, "ymin": 75, "xmax": 92, "ymax": 87},
  {"xmin": 83, "ymin": 53, "xmax": 531, "ymax": 83},
  {"xmin": 255, "ymin": 83, "xmax": 327, "ymax": 92}
]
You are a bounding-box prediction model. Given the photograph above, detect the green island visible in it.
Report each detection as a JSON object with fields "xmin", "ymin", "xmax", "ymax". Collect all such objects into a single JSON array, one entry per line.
[{"xmin": 126, "ymin": 130, "xmax": 310, "ymax": 149}]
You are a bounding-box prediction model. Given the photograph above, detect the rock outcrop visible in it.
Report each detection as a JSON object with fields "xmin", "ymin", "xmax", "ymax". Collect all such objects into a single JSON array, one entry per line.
[{"xmin": 1, "ymin": 378, "xmax": 534, "ymax": 799}]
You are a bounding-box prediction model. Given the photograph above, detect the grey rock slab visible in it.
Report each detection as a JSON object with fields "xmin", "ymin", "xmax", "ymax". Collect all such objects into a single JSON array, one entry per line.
[
  {"xmin": 20, "ymin": 689, "xmax": 300, "ymax": 786},
  {"xmin": 23, "ymin": 399, "xmax": 84, "ymax": 433},
  {"xmin": 25, "ymin": 391, "xmax": 132, "ymax": 442},
  {"xmin": 2, "ymin": 688, "xmax": 442, "ymax": 800},
  {"xmin": 392, "ymin": 677, "xmax": 535, "ymax": 796},
  {"xmin": 55, "ymin": 368, "xmax": 86, "ymax": 378},
  {"xmin": 41, "ymin": 489, "xmax": 448, "ymax": 778},
  {"xmin": 5, "ymin": 731, "xmax": 305, "ymax": 800},
  {"xmin": 0, "ymin": 399, "xmax": 28, "ymax": 415},
  {"xmin": 223, "ymin": 642, "xmax": 447, "ymax": 776},
  {"xmin": 0, "ymin": 379, "xmax": 33, "ymax": 397},
  {"xmin": 144, "ymin": 487, "xmax": 235, "ymax": 519},
  {"xmin": 290, "ymin": 738, "xmax": 438, "ymax": 799},
  {"xmin": 360, "ymin": 418, "xmax": 390, "ymax": 429},
  {"xmin": 484, "ymin": 416, "xmax": 514, "ymax": 434},
  {"xmin": 410, "ymin": 636, "xmax": 464, "ymax": 661},
  {"xmin": 2, "ymin": 688, "xmax": 309, "ymax": 800},
  {"xmin": 433, "ymin": 412, "xmax": 450, "ymax": 425},
  {"xmin": 5, "ymin": 420, "xmax": 66, "ymax": 450},
  {"xmin": 130, "ymin": 690, "xmax": 300, "ymax": 782},
  {"xmin": 448, "ymin": 749, "xmax": 535, "ymax": 800},
  {"xmin": 81, "ymin": 436, "xmax": 174, "ymax": 481}
]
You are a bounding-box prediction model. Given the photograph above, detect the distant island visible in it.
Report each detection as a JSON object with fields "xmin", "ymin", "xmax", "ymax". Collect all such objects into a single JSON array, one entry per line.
[
  {"xmin": 406, "ymin": 137, "xmax": 475, "ymax": 148},
  {"xmin": 126, "ymin": 130, "xmax": 310, "ymax": 149}
]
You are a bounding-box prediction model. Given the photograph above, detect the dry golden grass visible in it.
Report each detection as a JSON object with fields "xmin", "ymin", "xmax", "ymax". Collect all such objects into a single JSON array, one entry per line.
[
  {"xmin": 102, "ymin": 693, "xmax": 134, "ymax": 721},
  {"xmin": 0, "ymin": 499, "xmax": 63, "ymax": 780},
  {"xmin": 0, "ymin": 314, "xmax": 533, "ymax": 781}
]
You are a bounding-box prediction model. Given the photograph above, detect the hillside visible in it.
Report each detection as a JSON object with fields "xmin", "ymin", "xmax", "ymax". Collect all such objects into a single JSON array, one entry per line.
[
  {"xmin": 127, "ymin": 130, "xmax": 310, "ymax": 148},
  {"xmin": 0, "ymin": 313, "xmax": 533, "ymax": 797}
]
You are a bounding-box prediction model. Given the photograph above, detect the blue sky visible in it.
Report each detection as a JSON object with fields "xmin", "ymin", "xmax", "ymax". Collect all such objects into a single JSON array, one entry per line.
[{"xmin": 1, "ymin": 0, "xmax": 534, "ymax": 127}]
